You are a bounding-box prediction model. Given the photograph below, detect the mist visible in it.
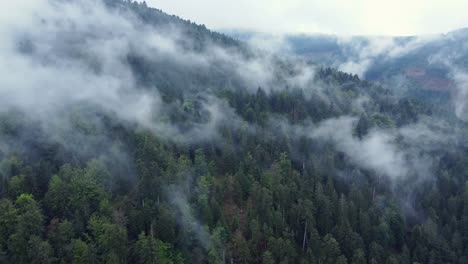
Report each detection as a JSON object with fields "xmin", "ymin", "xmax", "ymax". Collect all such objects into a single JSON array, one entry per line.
[{"xmin": 2, "ymin": 1, "xmax": 468, "ymax": 262}]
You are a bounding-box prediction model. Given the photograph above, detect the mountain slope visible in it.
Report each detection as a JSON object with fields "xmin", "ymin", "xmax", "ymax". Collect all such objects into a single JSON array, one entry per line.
[
  {"xmin": 0, "ymin": 1, "xmax": 467, "ymax": 263},
  {"xmin": 229, "ymin": 29, "xmax": 468, "ymax": 108}
]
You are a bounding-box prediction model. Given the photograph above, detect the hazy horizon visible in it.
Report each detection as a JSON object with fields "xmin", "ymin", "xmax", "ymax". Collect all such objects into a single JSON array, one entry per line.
[{"xmin": 147, "ymin": 0, "xmax": 468, "ymax": 36}]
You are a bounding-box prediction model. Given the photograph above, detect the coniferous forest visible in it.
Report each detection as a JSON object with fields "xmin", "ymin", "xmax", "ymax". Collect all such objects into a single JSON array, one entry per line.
[{"xmin": 1, "ymin": 0, "xmax": 468, "ymax": 263}]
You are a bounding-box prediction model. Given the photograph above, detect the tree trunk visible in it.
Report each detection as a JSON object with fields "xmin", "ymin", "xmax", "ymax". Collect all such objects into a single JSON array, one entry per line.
[{"xmin": 302, "ymin": 220, "xmax": 308, "ymax": 251}]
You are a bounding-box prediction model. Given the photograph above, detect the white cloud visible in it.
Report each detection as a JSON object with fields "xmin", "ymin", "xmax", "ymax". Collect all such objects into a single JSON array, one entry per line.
[
  {"xmin": 336, "ymin": 36, "xmax": 434, "ymax": 77},
  {"xmin": 310, "ymin": 116, "xmax": 409, "ymax": 179}
]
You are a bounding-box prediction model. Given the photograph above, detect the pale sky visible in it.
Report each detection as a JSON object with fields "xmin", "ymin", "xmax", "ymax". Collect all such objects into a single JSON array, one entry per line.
[{"xmin": 147, "ymin": 0, "xmax": 468, "ymax": 36}]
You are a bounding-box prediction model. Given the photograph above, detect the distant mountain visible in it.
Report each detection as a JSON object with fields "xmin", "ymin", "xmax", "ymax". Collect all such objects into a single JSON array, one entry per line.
[{"xmin": 227, "ymin": 29, "xmax": 468, "ymax": 104}]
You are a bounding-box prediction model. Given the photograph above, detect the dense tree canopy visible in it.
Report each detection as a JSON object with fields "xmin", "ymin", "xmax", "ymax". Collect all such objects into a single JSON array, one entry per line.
[{"xmin": 0, "ymin": 0, "xmax": 468, "ymax": 264}]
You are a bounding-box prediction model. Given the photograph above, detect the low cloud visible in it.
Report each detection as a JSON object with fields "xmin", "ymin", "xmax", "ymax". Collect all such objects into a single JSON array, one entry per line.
[
  {"xmin": 336, "ymin": 36, "xmax": 434, "ymax": 77},
  {"xmin": 311, "ymin": 116, "xmax": 409, "ymax": 179},
  {"xmin": 167, "ymin": 187, "xmax": 212, "ymax": 250},
  {"xmin": 0, "ymin": 0, "xmax": 263, "ymax": 149},
  {"xmin": 274, "ymin": 115, "xmax": 455, "ymax": 184}
]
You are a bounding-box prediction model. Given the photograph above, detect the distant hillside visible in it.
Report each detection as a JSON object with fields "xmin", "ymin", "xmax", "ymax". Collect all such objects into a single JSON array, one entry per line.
[
  {"xmin": 1, "ymin": 1, "xmax": 468, "ymax": 263},
  {"xmin": 227, "ymin": 29, "xmax": 468, "ymax": 105}
]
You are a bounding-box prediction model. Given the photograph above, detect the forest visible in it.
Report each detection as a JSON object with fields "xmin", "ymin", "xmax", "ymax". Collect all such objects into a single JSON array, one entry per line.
[{"xmin": 0, "ymin": 0, "xmax": 468, "ymax": 263}]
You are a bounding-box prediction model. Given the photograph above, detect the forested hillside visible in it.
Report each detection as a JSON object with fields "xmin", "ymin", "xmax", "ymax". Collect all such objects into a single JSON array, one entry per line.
[
  {"xmin": 228, "ymin": 29, "xmax": 468, "ymax": 106},
  {"xmin": 1, "ymin": 0, "xmax": 468, "ymax": 263}
]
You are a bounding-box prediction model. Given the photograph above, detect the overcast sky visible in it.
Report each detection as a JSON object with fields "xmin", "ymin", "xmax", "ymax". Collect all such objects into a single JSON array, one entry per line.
[{"xmin": 147, "ymin": 0, "xmax": 468, "ymax": 36}]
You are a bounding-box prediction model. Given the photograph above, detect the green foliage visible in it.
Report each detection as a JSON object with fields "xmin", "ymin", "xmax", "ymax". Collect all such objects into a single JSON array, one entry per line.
[
  {"xmin": 88, "ymin": 216, "xmax": 128, "ymax": 263},
  {"xmin": 135, "ymin": 232, "xmax": 180, "ymax": 264},
  {"xmin": 71, "ymin": 239, "xmax": 96, "ymax": 264},
  {"xmin": 0, "ymin": 199, "xmax": 16, "ymax": 250},
  {"xmin": 0, "ymin": 1, "xmax": 465, "ymax": 263}
]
